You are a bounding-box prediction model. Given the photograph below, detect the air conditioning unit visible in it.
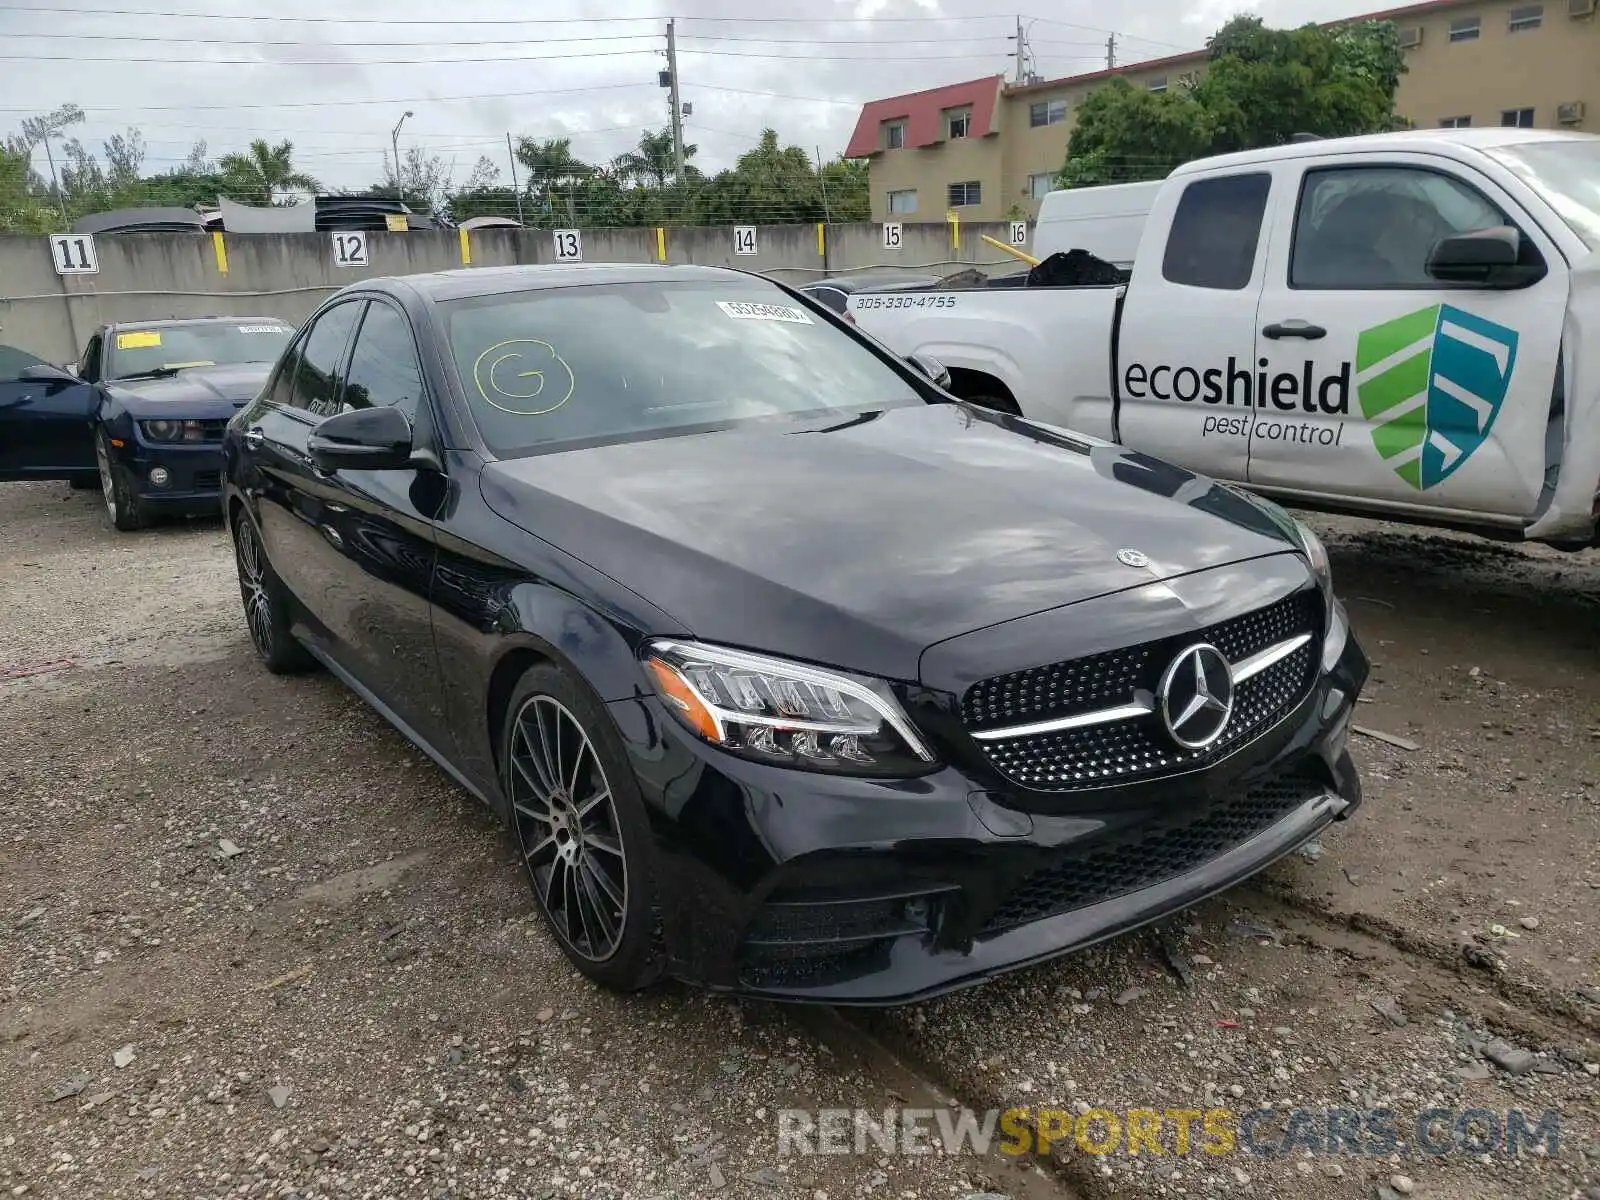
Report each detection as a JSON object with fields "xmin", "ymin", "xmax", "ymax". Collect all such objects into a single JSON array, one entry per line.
[
  {"xmin": 1557, "ymin": 101, "xmax": 1586, "ymax": 123},
  {"xmin": 1398, "ymin": 25, "xmax": 1424, "ymax": 46},
  {"xmin": 1567, "ymin": 0, "xmax": 1595, "ymax": 17}
]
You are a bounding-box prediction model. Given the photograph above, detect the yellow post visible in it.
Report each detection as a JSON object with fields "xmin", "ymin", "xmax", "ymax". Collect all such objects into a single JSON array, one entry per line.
[
  {"xmin": 946, "ymin": 209, "xmax": 960, "ymax": 252},
  {"xmin": 816, "ymin": 222, "xmax": 826, "ymax": 257},
  {"xmin": 458, "ymin": 226, "xmax": 472, "ymax": 265},
  {"xmin": 979, "ymin": 234, "xmax": 1041, "ymax": 267},
  {"xmin": 656, "ymin": 226, "xmax": 667, "ymax": 262},
  {"xmin": 211, "ymin": 230, "xmax": 228, "ymax": 275}
]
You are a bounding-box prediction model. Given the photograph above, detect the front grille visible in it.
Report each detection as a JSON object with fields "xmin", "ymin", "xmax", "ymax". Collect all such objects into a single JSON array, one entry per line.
[
  {"xmin": 191, "ymin": 470, "xmax": 222, "ymax": 491},
  {"xmin": 980, "ymin": 771, "xmax": 1324, "ymax": 934},
  {"xmin": 196, "ymin": 419, "xmax": 229, "ymax": 441},
  {"xmin": 963, "ymin": 591, "xmax": 1320, "ymax": 791}
]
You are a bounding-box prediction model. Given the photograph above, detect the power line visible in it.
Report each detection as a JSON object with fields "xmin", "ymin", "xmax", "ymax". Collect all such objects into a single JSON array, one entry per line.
[
  {"xmin": 0, "ymin": 2, "xmax": 1033, "ymax": 23},
  {"xmin": 0, "ymin": 82, "xmax": 655, "ymax": 113}
]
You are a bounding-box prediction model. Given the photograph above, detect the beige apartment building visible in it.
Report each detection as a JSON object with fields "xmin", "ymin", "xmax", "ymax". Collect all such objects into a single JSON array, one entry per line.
[{"xmin": 844, "ymin": 0, "xmax": 1599, "ymax": 222}]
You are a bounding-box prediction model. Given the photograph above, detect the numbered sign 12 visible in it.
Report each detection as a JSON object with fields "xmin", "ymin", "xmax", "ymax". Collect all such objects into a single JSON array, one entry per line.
[
  {"xmin": 552, "ymin": 229, "xmax": 583, "ymax": 262},
  {"xmin": 881, "ymin": 222, "xmax": 903, "ymax": 250},
  {"xmin": 733, "ymin": 226, "xmax": 758, "ymax": 256},
  {"xmin": 331, "ymin": 231, "xmax": 369, "ymax": 268},
  {"xmin": 1008, "ymin": 221, "xmax": 1029, "ymax": 247},
  {"xmin": 50, "ymin": 233, "xmax": 99, "ymax": 275}
]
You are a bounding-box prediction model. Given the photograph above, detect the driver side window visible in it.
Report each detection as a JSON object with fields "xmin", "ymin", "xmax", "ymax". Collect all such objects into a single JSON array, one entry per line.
[{"xmin": 79, "ymin": 334, "xmax": 103, "ymax": 383}]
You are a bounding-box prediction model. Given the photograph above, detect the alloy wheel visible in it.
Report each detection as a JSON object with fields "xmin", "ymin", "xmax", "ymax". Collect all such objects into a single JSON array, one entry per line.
[
  {"xmin": 509, "ymin": 695, "xmax": 629, "ymax": 961},
  {"xmin": 234, "ymin": 522, "xmax": 274, "ymax": 657},
  {"xmin": 95, "ymin": 439, "xmax": 118, "ymax": 523}
]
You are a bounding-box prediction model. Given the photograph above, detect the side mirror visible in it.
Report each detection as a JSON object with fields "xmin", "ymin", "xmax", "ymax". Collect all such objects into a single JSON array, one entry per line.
[
  {"xmin": 905, "ymin": 353, "xmax": 952, "ymax": 390},
  {"xmin": 1426, "ymin": 226, "xmax": 1541, "ymax": 287},
  {"xmin": 306, "ymin": 406, "xmax": 414, "ymax": 473},
  {"xmin": 19, "ymin": 363, "xmax": 79, "ymax": 385}
]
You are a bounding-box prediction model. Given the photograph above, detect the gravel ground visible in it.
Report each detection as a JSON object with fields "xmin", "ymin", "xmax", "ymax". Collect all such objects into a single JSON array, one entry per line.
[{"xmin": 2, "ymin": 483, "xmax": 1597, "ymax": 1200}]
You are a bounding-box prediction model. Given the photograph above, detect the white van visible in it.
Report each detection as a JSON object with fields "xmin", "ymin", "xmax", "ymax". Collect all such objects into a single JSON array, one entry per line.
[{"xmin": 1033, "ymin": 179, "xmax": 1162, "ymax": 267}]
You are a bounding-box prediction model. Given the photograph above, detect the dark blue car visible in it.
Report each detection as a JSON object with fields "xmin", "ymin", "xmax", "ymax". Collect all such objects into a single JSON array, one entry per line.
[{"xmin": 0, "ymin": 317, "xmax": 296, "ymax": 530}]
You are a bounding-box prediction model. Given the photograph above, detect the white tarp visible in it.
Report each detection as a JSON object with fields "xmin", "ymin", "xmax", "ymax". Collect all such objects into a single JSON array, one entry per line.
[{"xmin": 218, "ymin": 196, "xmax": 316, "ymax": 233}]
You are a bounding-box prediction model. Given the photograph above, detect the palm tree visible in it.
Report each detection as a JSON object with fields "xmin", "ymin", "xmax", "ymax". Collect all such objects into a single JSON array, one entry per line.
[
  {"xmin": 218, "ymin": 139, "xmax": 319, "ymax": 205},
  {"xmin": 612, "ymin": 128, "xmax": 697, "ymax": 190},
  {"xmin": 514, "ymin": 137, "xmax": 595, "ymax": 223}
]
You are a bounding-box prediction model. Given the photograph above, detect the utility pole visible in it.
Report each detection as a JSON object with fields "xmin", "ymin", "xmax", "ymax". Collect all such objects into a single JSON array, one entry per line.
[
  {"xmin": 391, "ymin": 109, "xmax": 414, "ymax": 205},
  {"xmin": 665, "ymin": 18, "xmax": 685, "ymax": 183},
  {"xmin": 1105, "ymin": 34, "xmax": 1116, "ymax": 70},
  {"xmin": 40, "ymin": 138, "xmax": 68, "ymax": 226},
  {"xmin": 1011, "ymin": 16, "xmax": 1025, "ymax": 83},
  {"xmin": 506, "ymin": 132, "xmax": 525, "ymax": 225}
]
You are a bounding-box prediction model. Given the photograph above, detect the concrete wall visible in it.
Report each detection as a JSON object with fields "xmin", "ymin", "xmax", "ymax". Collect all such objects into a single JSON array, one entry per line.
[{"xmin": 0, "ymin": 221, "xmax": 1024, "ymax": 363}]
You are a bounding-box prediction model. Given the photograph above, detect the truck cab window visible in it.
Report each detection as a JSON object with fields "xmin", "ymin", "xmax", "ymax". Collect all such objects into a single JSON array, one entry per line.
[
  {"xmin": 1160, "ymin": 173, "xmax": 1271, "ymax": 290},
  {"xmin": 1291, "ymin": 167, "xmax": 1512, "ymax": 289}
]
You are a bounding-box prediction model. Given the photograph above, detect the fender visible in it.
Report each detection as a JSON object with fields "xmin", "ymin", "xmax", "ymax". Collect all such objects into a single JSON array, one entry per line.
[{"xmin": 1526, "ymin": 255, "xmax": 1600, "ymax": 545}]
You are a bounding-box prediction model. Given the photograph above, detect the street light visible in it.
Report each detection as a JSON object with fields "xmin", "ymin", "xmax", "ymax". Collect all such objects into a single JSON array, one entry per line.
[{"xmin": 391, "ymin": 110, "xmax": 414, "ymax": 205}]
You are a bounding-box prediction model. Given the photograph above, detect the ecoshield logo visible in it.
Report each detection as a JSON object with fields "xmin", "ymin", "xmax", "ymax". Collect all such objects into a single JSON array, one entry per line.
[{"xmin": 1355, "ymin": 304, "xmax": 1519, "ymax": 490}]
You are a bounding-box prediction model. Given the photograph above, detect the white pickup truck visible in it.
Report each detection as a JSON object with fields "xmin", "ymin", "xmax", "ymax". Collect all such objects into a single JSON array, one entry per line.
[{"xmin": 849, "ymin": 128, "xmax": 1600, "ymax": 548}]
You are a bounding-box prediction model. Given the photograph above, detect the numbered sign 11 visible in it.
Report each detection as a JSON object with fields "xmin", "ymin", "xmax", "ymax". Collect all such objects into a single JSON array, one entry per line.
[
  {"xmin": 733, "ymin": 226, "xmax": 758, "ymax": 256},
  {"xmin": 50, "ymin": 233, "xmax": 99, "ymax": 275},
  {"xmin": 552, "ymin": 229, "xmax": 583, "ymax": 262},
  {"xmin": 881, "ymin": 222, "xmax": 903, "ymax": 250},
  {"xmin": 331, "ymin": 231, "xmax": 369, "ymax": 268},
  {"xmin": 1008, "ymin": 221, "xmax": 1029, "ymax": 247}
]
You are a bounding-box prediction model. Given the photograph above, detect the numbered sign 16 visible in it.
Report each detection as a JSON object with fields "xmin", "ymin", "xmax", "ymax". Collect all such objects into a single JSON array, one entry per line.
[
  {"xmin": 1008, "ymin": 220, "xmax": 1029, "ymax": 247},
  {"xmin": 733, "ymin": 226, "xmax": 758, "ymax": 256},
  {"xmin": 881, "ymin": 222, "xmax": 903, "ymax": 250},
  {"xmin": 50, "ymin": 233, "xmax": 99, "ymax": 275},
  {"xmin": 331, "ymin": 231, "xmax": 369, "ymax": 268},
  {"xmin": 552, "ymin": 229, "xmax": 583, "ymax": 262}
]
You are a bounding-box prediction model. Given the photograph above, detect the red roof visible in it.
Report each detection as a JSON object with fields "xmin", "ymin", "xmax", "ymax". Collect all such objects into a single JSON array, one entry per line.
[{"xmin": 843, "ymin": 76, "xmax": 1002, "ymax": 158}]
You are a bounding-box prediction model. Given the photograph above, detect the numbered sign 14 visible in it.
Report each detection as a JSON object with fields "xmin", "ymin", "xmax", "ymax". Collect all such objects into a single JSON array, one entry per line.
[
  {"xmin": 331, "ymin": 231, "xmax": 369, "ymax": 268},
  {"xmin": 50, "ymin": 233, "xmax": 99, "ymax": 275},
  {"xmin": 1008, "ymin": 221, "xmax": 1029, "ymax": 247},
  {"xmin": 881, "ymin": 222, "xmax": 903, "ymax": 250},
  {"xmin": 552, "ymin": 229, "xmax": 583, "ymax": 262},
  {"xmin": 733, "ymin": 226, "xmax": 758, "ymax": 256}
]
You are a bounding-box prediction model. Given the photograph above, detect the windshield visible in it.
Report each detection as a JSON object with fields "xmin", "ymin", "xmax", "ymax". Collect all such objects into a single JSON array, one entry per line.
[
  {"xmin": 107, "ymin": 320, "xmax": 295, "ymax": 379},
  {"xmin": 1486, "ymin": 139, "xmax": 1600, "ymax": 250},
  {"xmin": 441, "ymin": 279, "xmax": 923, "ymax": 457}
]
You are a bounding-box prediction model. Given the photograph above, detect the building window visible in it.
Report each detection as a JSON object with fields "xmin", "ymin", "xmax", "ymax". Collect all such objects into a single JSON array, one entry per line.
[
  {"xmin": 1148, "ymin": 76, "xmax": 1168, "ymax": 93},
  {"xmin": 1448, "ymin": 16, "xmax": 1480, "ymax": 40},
  {"xmin": 1501, "ymin": 107, "xmax": 1536, "ymax": 127},
  {"xmin": 1508, "ymin": 4, "xmax": 1543, "ymax": 29},
  {"xmin": 1029, "ymin": 99, "xmax": 1067, "ymax": 127},
  {"xmin": 887, "ymin": 189, "xmax": 918, "ymax": 214},
  {"xmin": 1439, "ymin": 115, "xmax": 1473, "ymax": 127},
  {"xmin": 946, "ymin": 108, "xmax": 972, "ymax": 139},
  {"xmin": 947, "ymin": 180, "xmax": 982, "ymax": 208},
  {"xmin": 883, "ymin": 121, "xmax": 905, "ymax": 151},
  {"xmin": 1028, "ymin": 172, "xmax": 1055, "ymax": 200}
]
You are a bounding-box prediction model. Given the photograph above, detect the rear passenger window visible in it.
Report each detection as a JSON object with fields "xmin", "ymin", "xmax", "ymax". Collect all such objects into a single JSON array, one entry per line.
[
  {"xmin": 290, "ymin": 301, "xmax": 362, "ymax": 417},
  {"xmin": 1161, "ymin": 173, "xmax": 1271, "ymax": 290}
]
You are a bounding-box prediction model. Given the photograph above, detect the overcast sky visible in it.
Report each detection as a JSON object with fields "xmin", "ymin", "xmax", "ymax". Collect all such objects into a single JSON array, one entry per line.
[{"xmin": 3, "ymin": 0, "xmax": 1379, "ymax": 197}]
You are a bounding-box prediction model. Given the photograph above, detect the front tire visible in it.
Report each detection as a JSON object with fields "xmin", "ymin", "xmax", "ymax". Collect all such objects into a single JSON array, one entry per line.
[
  {"xmin": 501, "ymin": 664, "xmax": 665, "ymax": 992},
  {"xmin": 95, "ymin": 432, "xmax": 147, "ymax": 532},
  {"xmin": 232, "ymin": 510, "xmax": 314, "ymax": 675}
]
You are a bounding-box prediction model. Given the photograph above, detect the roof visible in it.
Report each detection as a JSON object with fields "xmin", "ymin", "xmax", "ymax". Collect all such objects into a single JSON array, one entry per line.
[
  {"xmin": 843, "ymin": 76, "xmax": 1002, "ymax": 158},
  {"xmin": 1170, "ymin": 126, "xmax": 1595, "ymax": 175},
  {"xmin": 72, "ymin": 207, "xmax": 207, "ymax": 235},
  {"xmin": 106, "ymin": 315, "xmax": 284, "ymax": 331},
  {"xmin": 382, "ymin": 262, "xmax": 755, "ymax": 302}
]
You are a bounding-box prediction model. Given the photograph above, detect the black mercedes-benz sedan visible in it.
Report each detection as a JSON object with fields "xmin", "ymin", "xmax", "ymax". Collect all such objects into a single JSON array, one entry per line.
[{"xmin": 221, "ymin": 263, "xmax": 1367, "ymax": 1005}]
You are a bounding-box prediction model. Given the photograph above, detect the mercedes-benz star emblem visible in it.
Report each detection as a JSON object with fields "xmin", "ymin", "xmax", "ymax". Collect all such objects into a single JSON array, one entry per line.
[
  {"xmin": 1116, "ymin": 548, "xmax": 1151, "ymax": 569},
  {"xmin": 1158, "ymin": 643, "xmax": 1235, "ymax": 750}
]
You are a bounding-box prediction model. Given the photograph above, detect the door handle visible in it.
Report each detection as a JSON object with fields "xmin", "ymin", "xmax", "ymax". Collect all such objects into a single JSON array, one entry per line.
[
  {"xmin": 244, "ymin": 426, "xmax": 265, "ymax": 449},
  {"xmin": 1262, "ymin": 320, "xmax": 1327, "ymax": 340}
]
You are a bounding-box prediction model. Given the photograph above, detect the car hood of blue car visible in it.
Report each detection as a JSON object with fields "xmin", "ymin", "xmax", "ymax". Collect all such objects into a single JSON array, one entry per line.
[{"xmin": 104, "ymin": 362, "xmax": 273, "ymax": 418}]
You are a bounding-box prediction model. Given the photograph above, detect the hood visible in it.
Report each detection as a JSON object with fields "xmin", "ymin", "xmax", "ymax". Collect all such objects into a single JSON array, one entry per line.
[
  {"xmin": 105, "ymin": 362, "xmax": 274, "ymax": 417},
  {"xmin": 480, "ymin": 403, "xmax": 1298, "ymax": 683}
]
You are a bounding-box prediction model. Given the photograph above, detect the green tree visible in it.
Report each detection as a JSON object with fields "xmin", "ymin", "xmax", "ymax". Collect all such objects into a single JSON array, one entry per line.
[
  {"xmin": 1057, "ymin": 79, "xmax": 1213, "ymax": 187},
  {"xmin": 0, "ymin": 139, "xmax": 57, "ymax": 232},
  {"xmin": 514, "ymin": 136, "xmax": 593, "ymax": 225},
  {"xmin": 218, "ymin": 139, "xmax": 320, "ymax": 204},
  {"xmin": 612, "ymin": 128, "xmax": 697, "ymax": 189}
]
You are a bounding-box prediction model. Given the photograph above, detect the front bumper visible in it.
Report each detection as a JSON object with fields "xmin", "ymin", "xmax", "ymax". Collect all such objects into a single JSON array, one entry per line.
[
  {"xmin": 609, "ymin": 603, "xmax": 1368, "ymax": 1005},
  {"xmin": 116, "ymin": 438, "xmax": 224, "ymax": 511}
]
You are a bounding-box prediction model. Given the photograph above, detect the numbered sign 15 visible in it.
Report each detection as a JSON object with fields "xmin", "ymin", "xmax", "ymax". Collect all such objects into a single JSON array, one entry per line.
[
  {"xmin": 331, "ymin": 231, "xmax": 369, "ymax": 268},
  {"xmin": 733, "ymin": 226, "xmax": 758, "ymax": 256},
  {"xmin": 1008, "ymin": 220, "xmax": 1029, "ymax": 247},
  {"xmin": 553, "ymin": 229, "xmax": 583, "ymax": 262},
  {"xmin": 50, "ymin": 233, "xmax": 99, "ymax": 275},
  {"xmin": 881, "ymin": 222, "xmax": 903, "ymax": 250}
]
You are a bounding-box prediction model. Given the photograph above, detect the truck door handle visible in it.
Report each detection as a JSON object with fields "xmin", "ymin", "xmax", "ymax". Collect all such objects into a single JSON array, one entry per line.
[
  {"xmin": 1262, "ymin": 320, "xmax": 1327, "ymax": 340},
  {"xmin": 244, "ymin": 427, "xmax": 265, "ymax": 449}
]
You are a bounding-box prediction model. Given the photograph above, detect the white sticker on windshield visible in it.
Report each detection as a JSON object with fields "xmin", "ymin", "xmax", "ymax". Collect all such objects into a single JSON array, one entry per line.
[
  {"xmin": 716, "ymin": 300, "xmax": 813, "ymax": 325},
  {"xmin": 238, "ymin": 325, "xmax": 291, "ymax": 335}
]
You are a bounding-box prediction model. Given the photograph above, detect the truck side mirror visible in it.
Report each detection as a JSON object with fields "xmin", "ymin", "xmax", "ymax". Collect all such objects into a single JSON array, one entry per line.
[{"xmin": 1426, "ymin": 226, "xmax": 1544, "ymax": 288}]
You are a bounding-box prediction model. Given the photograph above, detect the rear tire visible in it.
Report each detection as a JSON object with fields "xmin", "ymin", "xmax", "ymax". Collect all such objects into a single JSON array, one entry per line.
[
  {"xmin": 501, "ymin": 663, "xmax": 666, "ymax": 992},
  {"xmin": 231, "ymin": 509, "xmax": 315, "ymax": 675},
  {"xmin": 96, "ymin": 432, "xmax": 147, "ymax": 532}
]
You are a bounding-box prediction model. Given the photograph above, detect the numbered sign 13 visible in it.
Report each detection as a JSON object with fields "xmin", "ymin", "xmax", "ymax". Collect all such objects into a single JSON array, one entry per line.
[
  {"xmin": 881, "ymin": 222, "xmax": 903, "ymax": 250},
  {"xmin": 1008, "ymin": 221, "xmax": 1029, "ymax": 246},
  {"xmin": 50, "ymin": 233, "xmax": 99, "ymax": 275},
  {"xmin": 552, "ymin": 229, "xmax": 583, "ymax": 262},
  {"xmin": 733, "ymin": 226, "xmax": 758, "ymax": 256},
  {"xmin": 331, "ymin": 231, "xmax": 369, "ymax": 268}
]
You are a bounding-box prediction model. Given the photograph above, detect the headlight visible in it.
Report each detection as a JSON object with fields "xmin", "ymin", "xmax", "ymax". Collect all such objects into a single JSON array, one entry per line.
[
  {"xmin": 141, "ymin": 419, "xmax": 207, "ymax": 442},
  {"xmin": 642, "ymin": 639, "xmax": 935, "ymax": 776}
]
